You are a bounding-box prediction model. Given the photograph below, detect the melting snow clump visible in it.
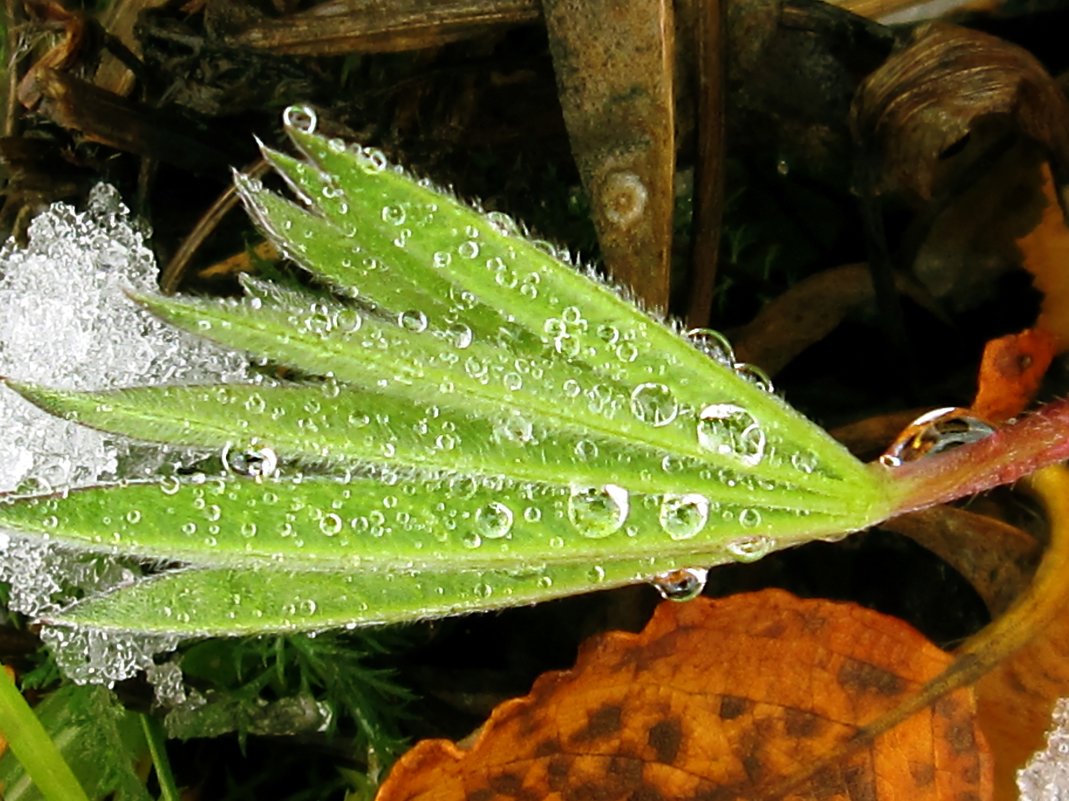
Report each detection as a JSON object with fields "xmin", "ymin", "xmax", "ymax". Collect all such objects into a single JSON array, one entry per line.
[
  {"xmin": 1018, "ymin": 697, "xmax": 1069, "ymax": 800},
  {"xmin": 0, "ymin": 184, "xmax": 247, "ymax": 684},
  {"xmin": 0, "ymin": 183, "xmax": 246, "ymax": 493}
]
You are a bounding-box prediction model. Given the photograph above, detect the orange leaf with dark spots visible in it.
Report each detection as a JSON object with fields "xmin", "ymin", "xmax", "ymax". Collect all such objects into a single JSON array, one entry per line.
[
  {"xmin": 376, "ymin": 589, "xmax": 991, "ymax": 801},
  {"xmin": 972, "ymin": 328, "xmax": 1056, "ymax": 423}
]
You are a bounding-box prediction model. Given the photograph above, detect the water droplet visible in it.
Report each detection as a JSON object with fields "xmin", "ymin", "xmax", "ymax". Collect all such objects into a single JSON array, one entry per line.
[
  {"xmin": 630, "ymin": 383, "xmax": 678, "ymax": 427},
  {"xmin": 495, "ymin": 412, "xmax": 533, "ymax": 444},
  {"xmin": 615, "ymin": 342, "xmax": 638, "ymax": 363},
  {"xmin": 879, "ymin": 406, "xmax": 995, "ymax": 467},
  {"xmin": 283, "ymin": 104, "xmax": 317, "ymax": 133},
  {"xmin": 734, "ymin": 362, "xmax": 775, "ymax": 392},
  {"xmin": 159, "ymin": 476, "xmax": 182, "ymax": 496},
  {"xmin": 696, "ymin": 404, "xmax": 766, "ymax": 466},
  {"xmin": 567, "ymin": 484, "xmax": 629, "ymax": 539},
  {"xmin": 574, "ymin": 439, "xmax": 599, "ymax": 460},
  {"xmin": 223, "ymin": 444, "xmax": 279, "ymax": 480},
  {"xmin": 790, "ymin": 450, "xmax": 818, "ymax": 474},
  {"xmin": 462, "ymin": 531, "xmax": 482, "ymax": 549},
  {"xmin": 319, "ymin": 514, "xmax": 343, "ymax": 536},
  {"xmin": 398, "ymin": 309, "xmax": 428, "ymax": 333},
  {"xmin": 686, "ymin": 328, "xmax": 736, "ymax": 365},
  {"xmin": 726, "ymin": 535, "xmax": 773, "ymax": 562},
  {"xmin": 652, "ymin": 567, "xmax": 708, "ymax": 601},
  {"xmin": 473, "ymin": 582, "xmax": 493, "ymax": 599},
  {"xmin": 381, "ymin": 204, "xmax": 406, "ymax": 226},
  {"xmin": 658, "ymin": 494, "xmax": 710, "ymax": 541},
  {"xmin": 587, "ymin": 565, "xmax": 606, "ymax": 583},
  {"xmin": 475, "ymin": 502, "xmax": 513, "ymax": 539},
  {"xmin": 458, "ymin": 240, "xmax": 480, "ymax": 259},
  {"xmin": 446, "ymin": 322, "xmax": 473, "ymax": 349},
  {"xmin": 738, "ymin": 508, "xmax": 762, "ymax": 528}
]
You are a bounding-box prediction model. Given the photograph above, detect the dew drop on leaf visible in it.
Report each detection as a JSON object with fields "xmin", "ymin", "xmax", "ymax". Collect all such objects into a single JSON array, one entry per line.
[
  {"xmin": 397, "ymin": 309, "xmax": 428, "ymax": 333},
  {"xmin": 475, "ymin": 501, "xmax": 514, "ymax": 539},
  {"xmin": 567, "ymin": 484, "xmax": 629, "ymax": 539},
  {"xmin": 319, "ymin": 513, "xmax": 343, "ymax": 536},
  {"xmin": 282, "ymin": 104, "xmax": 317, "ymax": 134},
  {"xmin": 686, "ymin": 327, "xmax": 736, "ymax": 365},
  {"xmin": 651, "ymin": 567, "xmax": 708, "ymax": 601},
  {"xmin": 734, "ymin": 362, "xmax": 775, "ymax": 392},
  {"xmin": 658, "ymin": 494, "xmax": 710, "ymax": 541},
  {"xmin": 696, "ymin": 403, "xmax": 766, "ymax": 465},
  {"xmin": 630, "ymin": 382, "xmax": 678, "ymax": 427},
  {"xmin": 726, "ymin": 535, "xmax": 773, "ymax": 563},
  {"xmin": 222, "ymin": 444, "xmax": 279, "ymax": 480}
]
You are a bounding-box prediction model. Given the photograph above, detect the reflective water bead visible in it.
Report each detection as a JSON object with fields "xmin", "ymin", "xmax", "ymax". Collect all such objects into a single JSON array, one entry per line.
[
  {"xmin": 630, "ymin": 383, "xmax": 678, "ymax": 427},
  {"xmin": 398, "ymin": 309, "xmax": 428, "ymax": 333},
  {"xmin": 319, "ymin": 514, "xmax": 344, "ymax": 536},
  {"xmin": 567, "ymin": 484, "xmax": 629, "ymax": 539},
  {"xmin": 734, "ymin": 362, "xmax": 775, "ymax": 393},
  {"xmin": 879, "ymin": 406, "xmax": 996, "ymax": 468},
  {"xmin": 283, "ymin": 104, "xmax": 317, "ymax": 133},
  {"xmin": 475, "ymin": 502, "xmax": 514, "ymax": 539},
  {"xmin": 223, "ymin": 444, "xmax": 280, "ymax": 479},
  {"xmin": 658, "ymin": 494, "xmax": 710, "ymax": 541},
  {"xmin": 652, "ymin": 567, "xmax": 708, "ymax": 601},
  {"xmin": 381, "ymin": 204, "xmax": 406, "ymax": 226},
  {"xmin": 726, "ymin": 535, "xmax": 773, "ymax": 563},
  {"xmin": 696, "ymin": 403, "xmax": 766, "ymax": 466},
  {"xmin": 686, "ymin": 328, "xmax": 736, "ymax": 365},
  {"xmin": 458, "ymin": 240, "xmax": 480, "ymax": 259}
]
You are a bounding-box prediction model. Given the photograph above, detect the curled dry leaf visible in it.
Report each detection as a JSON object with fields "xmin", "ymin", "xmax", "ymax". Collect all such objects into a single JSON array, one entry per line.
[
  {"xmin": 851, "ymin": 23, "xmax": 1069, "ymax": 202},
  {"xmin": 377, "ymin": 589, "xmax": 991, "ymax": 801}
]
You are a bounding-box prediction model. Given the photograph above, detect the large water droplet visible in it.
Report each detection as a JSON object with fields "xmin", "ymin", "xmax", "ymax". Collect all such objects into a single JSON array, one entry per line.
[
  {"xmin": 658, "ymin": 494, "xmax": 710, "ymax": 541},
  {"xmin": 567, "ymin": 484, "xmax": 629, "ymax": 539},
  {"xmin": 652, "ymin": 567, "xmax": 708, "ymax": 601},
  {"xmin": 630, "ymin": 383, "xmax": 678, "ymax": 427},
  {"xmin": 696, "ymin": 404, "xmax": 766, "ymax": 466},
  {"xmin": 878, "ymin": 406, "xmax": 996, "ymax": 468},
  {"xmin": 475, "ymin": 502, "xmax": 514, "ymax": 539}
]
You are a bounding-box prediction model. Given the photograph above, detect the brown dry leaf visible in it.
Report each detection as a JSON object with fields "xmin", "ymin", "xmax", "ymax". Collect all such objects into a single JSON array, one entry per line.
[
  {"xmin": 377, "ymin": 589, "xmax": 991, "ymax": 801},
  {"xmin": 851, "ymin": 23, "xmax": 1069, "ymax": 203}
]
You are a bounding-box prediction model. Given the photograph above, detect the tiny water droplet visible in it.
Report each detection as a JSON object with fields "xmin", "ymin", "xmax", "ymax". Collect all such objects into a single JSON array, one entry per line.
[
  {"xmin": 686, "ymin": 328, "xmax": 736, "ymax": 365},
  {"xmin": 652, "ymin": 567, "xmax": 708, "ymax": 601},
  {"xmin": 630, "ymin": 383, "xmax": 678, "ymax": 427},
  {"xmin": 381, "ymin": 204, "xmax": 407, "ymax": 226},
  {"xmin": 726, "ymin": 535, "xmax": 773, "ymax": 562},
  {"xmin": 697, "ymin": 404, "xmax": 766, "ymax": 466},
  {"xmin": 319, "ymin": 514, "xmax": 344, "ymax": 536},
  {"xmin": 567, "ymin": 484, "xmax": 629, "ymax": 539},
  {"xmin": 458, "ymin": 240, "xmax": 480, "ymax": 259},
  {"xmin": 475, "ymin": 502, "xmax": 514, "ymax": 539},
  {"xmin": 283, "ymin": 104, "xmax": 317, "ymax": 133},
  {"xmin": 398, "ymin": 309, "xmax": 428, "ymax": 333},
  {"xmin": 223, "ymin": 444, "xmax": 279, "ymax": 480},
  {"xmin": 734, "ymin": 362, "xmax": 775, "ymax": 393},
  {"xmin": 587, "ymin": 565, "xmax": 606, "ymax": 583},
  {"xmin": 601, "ymin": 171, "xmax": 648, "ymax": 228}
]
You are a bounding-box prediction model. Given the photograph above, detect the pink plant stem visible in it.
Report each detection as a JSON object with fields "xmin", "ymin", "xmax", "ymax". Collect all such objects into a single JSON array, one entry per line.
[{"xmin": 880, "ymin": 397, "xmax": 1069, "ymax": 515}]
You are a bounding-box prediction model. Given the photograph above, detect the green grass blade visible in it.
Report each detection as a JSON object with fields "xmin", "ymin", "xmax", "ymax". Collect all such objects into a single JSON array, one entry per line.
[{"xmin": 0, "ymin": 669, "xmax": 92, "ymax": 801}]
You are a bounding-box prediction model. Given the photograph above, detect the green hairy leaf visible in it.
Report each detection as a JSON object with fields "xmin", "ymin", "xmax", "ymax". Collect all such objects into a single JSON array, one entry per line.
[{"xmin": 0, "ymin": 105, "xmax": 898, "ymax": 637}]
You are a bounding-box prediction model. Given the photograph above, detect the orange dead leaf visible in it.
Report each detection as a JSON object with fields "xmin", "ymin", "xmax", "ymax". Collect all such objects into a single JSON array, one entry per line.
[
  {"xmin": 972, "ymin": 328, "xmax": 1056, "ymax": 423},
  {"xmin": 1017, "ymin": 164, "xmax": 1069, "ymax": 351},
  {"xmin": 377, "ymin": 590, "xmax": 991, "ymax": 801}
]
